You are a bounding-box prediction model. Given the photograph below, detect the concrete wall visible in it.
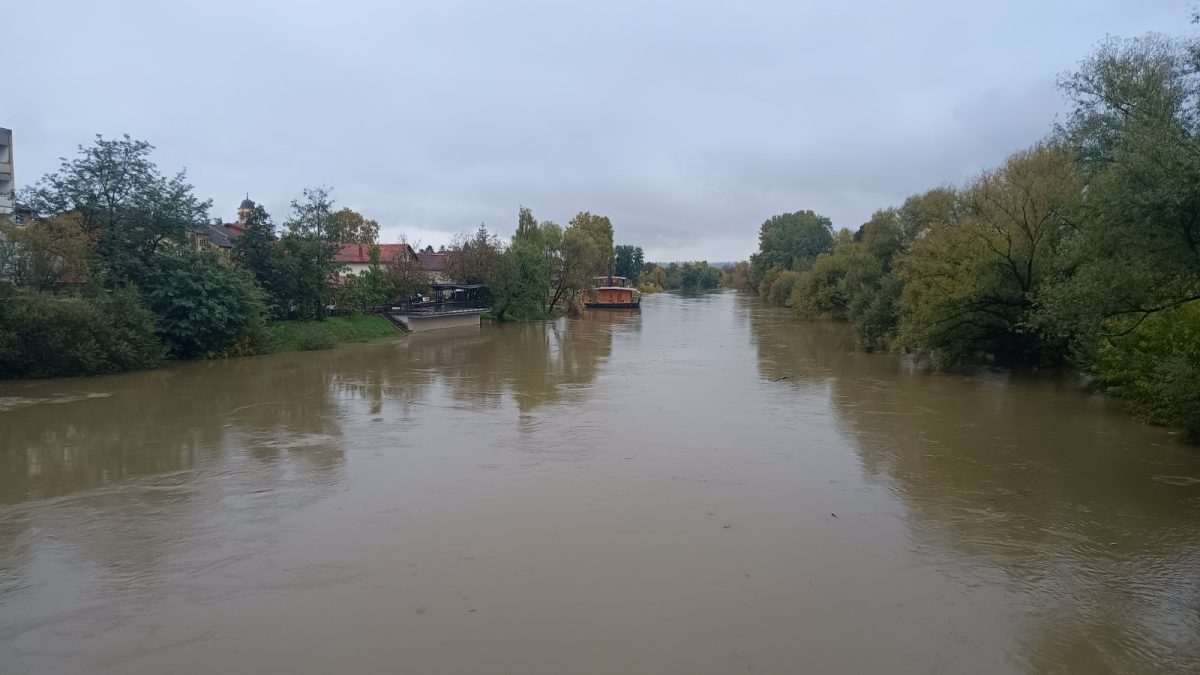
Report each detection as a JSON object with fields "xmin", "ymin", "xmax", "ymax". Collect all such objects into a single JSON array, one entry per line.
[
  {"xmin": 0, "ymin": 128, "xmax": 13, "ymax": 215},
  {"xmin": 394, "ymin": 311, "xmax": 481, "ymax": 332}
]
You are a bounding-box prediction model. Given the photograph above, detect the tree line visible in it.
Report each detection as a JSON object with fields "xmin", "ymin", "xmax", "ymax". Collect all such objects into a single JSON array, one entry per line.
[
  {"xmin": 0, "ymin": 135, "xmax": 663, "ymax": 376},
  {"xmin": 0, "ymin": 136, "xmax": 425, "ymax": 377},
  {"xmin": 735, "ymin": 31, "xmax": 1200, "ymax": 442}
]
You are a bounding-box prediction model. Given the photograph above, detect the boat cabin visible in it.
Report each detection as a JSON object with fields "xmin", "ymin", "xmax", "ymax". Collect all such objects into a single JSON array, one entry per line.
[{"xmin": 587, "ymin": 276, "xmax": 641, "ymax": 309}]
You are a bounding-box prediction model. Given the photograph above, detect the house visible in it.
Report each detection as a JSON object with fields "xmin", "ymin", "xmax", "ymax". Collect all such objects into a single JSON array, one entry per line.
[
  {"xmin": 334, "ymin": 242, "xmax": 417, "ymax": 275},
  {"xmin": 190, "ymin": 196, "xmax": 253, "ymax": 252},
  {"xmin": 415, "ymin": 251, "xmax": 451, "ymax": 284}
]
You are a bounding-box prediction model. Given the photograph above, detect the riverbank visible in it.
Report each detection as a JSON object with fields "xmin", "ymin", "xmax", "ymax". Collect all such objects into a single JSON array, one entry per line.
[{"xmin": 264, "ymin": 315, "xmax": 401, "ymax": 352}]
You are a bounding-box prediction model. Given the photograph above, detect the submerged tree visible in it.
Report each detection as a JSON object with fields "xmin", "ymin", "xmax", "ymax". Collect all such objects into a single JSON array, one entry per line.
[{"xmin": 896, "ymin": 144, "xmax": 1083, "ymax": 365}]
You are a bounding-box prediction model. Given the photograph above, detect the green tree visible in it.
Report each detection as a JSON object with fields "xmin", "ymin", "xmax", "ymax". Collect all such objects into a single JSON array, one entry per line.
[
  {"xmin": 232, "ymin": 203, "xmax": 291, "ymax": 318},
  {"xmin": 749, "ymin": 210, "xmax": 835, "ymax": 295},
  {"xmin": 549, "ymin": 225, "xmax": 602, "ymax": 312},
  {"xmin": 896, "ymin": 144, "xmax": 1082, "ymax": 366},
  {"xmin": 1040, "ymin": 35, "xmax": 1200, "ymax": 352},
  {"xmin": 139, "ymin": 249, "xmax": 268, "ymax": 359},
  {"xmin": 338, "ymin": 245, "xmax": 390, "ymax": 311},
  {"xmin": 493, "ymin": 236, "xmax": 549, "ymax": 320},
  {"xmin": 0, "ymin": 286, "xmax": 164, "ymax": 378},
  {"xmin": 19, "ymin": 135, "xmax": 211, "ymax": 283},
  {"xmin": 280, "ymin": 187, "xmax": 340, "ymax": 320},
  {"xmin": 569, "ymin": 211, "xmax": 615, "ymax": 273},
  {"xmin": 614, "ymin": 245, "xmax": 644, "ymax": 283}
]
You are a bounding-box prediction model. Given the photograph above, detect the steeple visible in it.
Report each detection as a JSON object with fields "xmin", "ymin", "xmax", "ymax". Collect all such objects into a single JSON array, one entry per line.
[{"xmin": 237, "ymin": 193, "xmax": 255, "ymax": 224}]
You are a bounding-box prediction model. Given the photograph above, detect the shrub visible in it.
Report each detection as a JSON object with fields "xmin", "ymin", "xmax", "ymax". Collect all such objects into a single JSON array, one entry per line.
[
  {"xmin": 139, "ymin": 250, "xmax": 268, "ymax": 359},
  {"xmin": 0, "ymin": 287, "xmax": 164, "ymax": 378},
  {"xmin": 1093, "ymin": 304, "xmax": 1200, "ymax": 442}
]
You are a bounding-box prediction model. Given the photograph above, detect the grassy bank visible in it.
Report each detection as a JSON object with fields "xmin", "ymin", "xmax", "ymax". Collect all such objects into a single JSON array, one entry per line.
[{"xmin": 265, "ymin": 315, "xmax": 401, "ymax": 352}]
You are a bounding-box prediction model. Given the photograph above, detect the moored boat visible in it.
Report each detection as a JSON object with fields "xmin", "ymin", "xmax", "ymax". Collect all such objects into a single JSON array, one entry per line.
[{"xmin": 585, "ymin": 275, "xmax": 642, "ymax": 309}]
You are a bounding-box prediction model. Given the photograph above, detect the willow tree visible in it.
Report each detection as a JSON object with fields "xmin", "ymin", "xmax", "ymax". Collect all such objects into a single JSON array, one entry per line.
[{"xmin": 896, "ymin": 144, "xmax": 1083, "ymax": 366}]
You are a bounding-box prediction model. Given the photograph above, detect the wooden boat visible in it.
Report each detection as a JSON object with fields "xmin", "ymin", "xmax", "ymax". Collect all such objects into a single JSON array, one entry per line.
[{"xmin": 586, "ymin": 276, "xmax": 642, "ymax": 309}]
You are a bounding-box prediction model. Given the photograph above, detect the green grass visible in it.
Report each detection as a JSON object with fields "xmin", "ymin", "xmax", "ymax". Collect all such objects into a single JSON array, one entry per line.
[{"xmin": 265, "ymin": 315, "xmax": 401, "ymax": 353}]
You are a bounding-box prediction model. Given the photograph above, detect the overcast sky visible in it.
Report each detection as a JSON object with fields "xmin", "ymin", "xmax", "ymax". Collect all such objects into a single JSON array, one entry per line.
[{"xmin": 3, "ymin": 1, "xmax": 1190, "ymax": 261}]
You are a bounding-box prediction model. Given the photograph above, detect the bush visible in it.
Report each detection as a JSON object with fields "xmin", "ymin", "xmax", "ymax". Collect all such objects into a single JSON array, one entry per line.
[
  {"xmin": 1093, "ymin": 304, "xmax": 1200, "ymax": 442},
  {"xmin": 765, "ymin": 269, "xmax": 801, "ymax": 307},
  {"xmin": 139, "ymin": 250, "xmax": 268, "ymax": 359},
  {"xmin": 0, "ymin": 287, "xmax": 164, "ymax": 378}
]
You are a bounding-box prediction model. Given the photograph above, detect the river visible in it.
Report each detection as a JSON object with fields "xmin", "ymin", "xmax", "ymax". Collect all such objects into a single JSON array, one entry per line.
[{"xmin": 1, "ymin": 291, "xmax": 1198, "ymax": 674}]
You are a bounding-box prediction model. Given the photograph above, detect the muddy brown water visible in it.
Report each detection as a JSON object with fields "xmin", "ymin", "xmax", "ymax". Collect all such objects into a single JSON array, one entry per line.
[{"xmin": 2, "ymin": 291, "xmax": 1199, "ymax": 674}]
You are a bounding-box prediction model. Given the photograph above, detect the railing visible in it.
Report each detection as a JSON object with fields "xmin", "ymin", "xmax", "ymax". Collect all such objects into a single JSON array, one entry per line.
[{"xmin": 397, "ymin": 299, "xmax": 489, "ymax": 315}]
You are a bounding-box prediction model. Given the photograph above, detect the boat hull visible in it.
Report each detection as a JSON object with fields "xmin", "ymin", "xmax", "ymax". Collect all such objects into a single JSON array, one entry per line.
[{"xmin": 585, "ymin": 301, "xmax": 641, "ymax": 309}]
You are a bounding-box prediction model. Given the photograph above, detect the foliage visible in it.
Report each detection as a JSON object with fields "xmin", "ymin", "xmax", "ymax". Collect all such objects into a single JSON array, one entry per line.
[
  {"xmin": 331, "ymin": 207, "xmax": 380, "ymax": 244},
  {"xmin": 614, "ymin": 245, "xmax": 644, "ymax": 282},
  {"xmin": 569, "ymin": 211, "xmax": 615, "ymax": 272},
  {"xmin": 0, "ymin": 213, "xmax": 95, "ymax": 290},
  {"xmin": 232, "ymin": 203, "xmax": 292, "ymax": 318},
  {"xmin": 730, "ymin": 261, "xmax": 753, "ymax": 292},
  {"xmin": 749, "ymin": 210, "xmax": 835, "ymax": 291},
  {"xmin": 895, "ymin": 145, "xmax": 1082, "ymax": 366},
  {"xmin": 549, "ymin": 222, "xmax": 603, "ymax": 312},
  {"xmin": 138, "ymin": 249, "xmax": 268, "ymax": 359},
  {"xmin": 0, "ymin": 286, "xmax": 164, "ymax": 378},
  {"xmin": 447, "ymin": 225, "xmax": 505, "ymax": 285},
  {"xmin": 19, "ymin": 135, "xmax": 211, "ymax": 284},
  {"xmin": 1039, "ymin": 35, "xmax": 1200, "ymax": 359},
  {"xmin": 492, "ymin": 233, "xmax": 550, "ymax": 321},
  {"xmin": 337, "ymin": 245, "xmax": 390, "ymax": 312},
  {"xmin": 280, "ymin": 187, "xmax": 341, "ymax": 320},
  {"xmin": 677, "ymin": 261, "xmax": 725, "ymax": 291},
  {"xmin": 384, "ymin": 237, "xmax": 432, "ymax": 300},
  {"xmin": 1093, "ymin": 304, "xmax": 1200, "ymax": 442}
]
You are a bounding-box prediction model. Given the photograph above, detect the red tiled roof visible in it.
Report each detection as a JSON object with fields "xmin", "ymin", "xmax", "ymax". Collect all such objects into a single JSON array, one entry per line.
[
  {"xmin": 334, "ymin": 243, "xmax": 415, "ymax": 264},
  {"xmin": 416, "ymin": 252, "xmax": 448, "ymax": 272}
]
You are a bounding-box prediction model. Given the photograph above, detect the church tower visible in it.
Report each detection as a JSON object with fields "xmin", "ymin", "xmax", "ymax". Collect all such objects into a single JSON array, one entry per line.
[{"xmin": 237, "ymin": 195, "xmax": 255, "ymax": 225}]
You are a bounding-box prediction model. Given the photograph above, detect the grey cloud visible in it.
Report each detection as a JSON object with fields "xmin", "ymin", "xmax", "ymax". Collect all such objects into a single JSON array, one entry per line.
[{"xmin": 3, "ymin": 0, "xmax": 1186, "ymax": 261}]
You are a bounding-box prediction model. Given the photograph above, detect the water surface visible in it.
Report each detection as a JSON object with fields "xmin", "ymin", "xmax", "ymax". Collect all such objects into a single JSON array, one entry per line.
[{"xmin": 2, "ymin": 291, "xmax": 1198, "ymax": 673}]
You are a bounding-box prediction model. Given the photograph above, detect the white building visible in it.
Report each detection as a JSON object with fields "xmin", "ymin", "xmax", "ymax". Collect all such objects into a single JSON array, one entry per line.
[{"xmin": 0, "ymin": 128, "xmax": 13, "ymax": 215}]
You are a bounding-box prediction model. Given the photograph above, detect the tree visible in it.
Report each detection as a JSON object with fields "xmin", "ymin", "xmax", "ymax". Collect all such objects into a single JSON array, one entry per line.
[
  {"xmin": 569, "ymin": 211, "xmax": 614, "ymax": 273},
  {"xmin": 338, "ymin": 245, "xmax": 390, "ymax": 310},
  {"xmin": 138, "ymin": 249, "xmax": 268, "ymax": 359},
  {"xmin": 730, "ymin": 261, "xmax": 753, "ymax": 292},
  {"xmin": 492, "ymin": 236, "xmax": 549, "ymax": 320},
  {"xmin": 1040, "ymin": 35, "xmax": 1200, "ymax": 350},
  {"xmin": 749, "ymin": 210, "xmax": 835, "ymax": 293},
  {"xmin": 19, "ymin": 135, "xmax": 211, "ymax": 283},
  {"xmin": 331, "ymin": 207, "xmax": 380, "ymax": 244},
  {"xmin": 232, "ymin": 203, "xmax": 291, "ymax": 318},
  {"xmin": 0, "ymin": 213, "xmax": 95, "ymax": 291},
  {"xmin": 280, "ymin": 187, "xmax": 340, "ymax": 320},
  {"xmin": 614, "ymin": 245, "xmax": 644, "ymax": 282},
  {"xmin": 447, "ymin": 225, "xmax": 504, "ymax": 285},
  {"xmin": 549, "ymin": 224, "xmax": 602, "ymax": 312},
  {"xmin": 896, "ymin": 144, "xmax": 1082, "ymax": 365},
  {"xmin": 0, "ymin": 286, "xmax": 164, "ymax": 378},
  {"xmin": 385, "ymin": 236, "xmax": 432, "ymax": 300}
]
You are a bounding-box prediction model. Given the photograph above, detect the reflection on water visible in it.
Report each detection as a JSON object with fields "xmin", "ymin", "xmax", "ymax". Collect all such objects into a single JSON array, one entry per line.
[
  {"xmin": 746, "ymin": 300, "xmax": 1200, "ymax": 673},
  {"xmin": 1, "ymin": 293, "xmax": 1198, "ymax": 674}
]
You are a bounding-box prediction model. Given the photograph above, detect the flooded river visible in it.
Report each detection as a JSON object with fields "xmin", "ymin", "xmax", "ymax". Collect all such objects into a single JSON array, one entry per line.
[{"xmin": 2, "ymin": 291, "xmax": 1199, "ymax": 674}]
